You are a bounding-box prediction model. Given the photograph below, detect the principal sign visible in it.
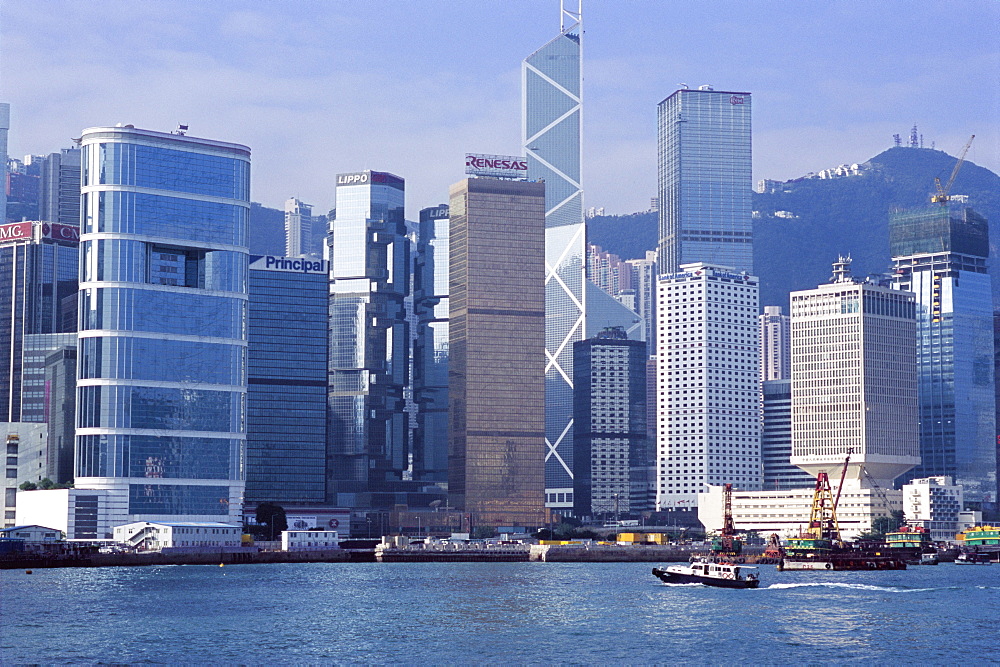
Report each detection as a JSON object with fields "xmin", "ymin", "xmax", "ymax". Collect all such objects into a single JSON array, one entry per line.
[
  {"xmin": 249, "ymin": 255, "xmax": 328, "ymax": 275},
  {"xmin": 465, "ymin": 153, "xmax": 528, "ymax": 179}
]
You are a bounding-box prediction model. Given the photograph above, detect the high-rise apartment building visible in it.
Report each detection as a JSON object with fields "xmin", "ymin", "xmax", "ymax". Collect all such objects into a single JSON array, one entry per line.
[
  {"xmin": 657, "ymin": 87, "xmax": 752, "ymax": 275},
  {"xmin": 0, "ymin": 221, "xmax": 79, "ymax": 422},
  {"xmin": 572, "ymin": 327, "xmax": 647, "ymax": 518},
  {"xmin": 75, "ymin": 125, "xmax": 250, "ymax": 531},
  {"xmin": 626, "ymin": 250, "xmax": 658, "ymax": 355},
  {"xmin": 327, "ymin": 171, "xmax": 409, "ymax": 508},
  {"xmin": 246, "ymin": 255, "xmax": 328, "ymax": 505},
  {"xmin": 448, "ymin": 177, "xmax": 546, "ymax": 528},
  {"xmin": 38, "ymin": 148, "xmax": 81, "ymax": 226},
  {"xmin": 790, "ymin": 258, "xmax": 919, "ymax": 487},
  {"xmin": 656, "ymin": 263, "xmax": 761, "ymax": 511},
  {"xmin": 412, "ymin": 204, "xmax": 449, "ymax": 484},
  {"xmin": 760, "ymin": 305, "xmax": 790, "ymax": 381},
  {"xmin": 588, "ymin": 244, "xmax": 632, "ymax": 296},
  {"xmin": 523, "ymin": 4, "xmax": 586, "ymax": 507},
  {"xmin": 891, "ymin": 204, "xmax": 996, "ymax": 503},
  {"xmin": 284, "ymin": 197, "xmax": 314, "ymax": 258}
]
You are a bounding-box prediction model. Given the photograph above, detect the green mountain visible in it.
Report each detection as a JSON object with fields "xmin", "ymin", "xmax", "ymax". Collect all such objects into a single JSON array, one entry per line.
[{"xmin": 588, "ymin": 147, "xmax": 1000, "ymax": 309}]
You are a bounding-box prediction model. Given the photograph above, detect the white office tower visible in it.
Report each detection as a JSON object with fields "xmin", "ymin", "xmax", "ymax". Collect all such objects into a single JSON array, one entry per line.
[
  {"xmin": 0, "ymin": 103, "xmax": 9, "ymax": 223},
  {"xmin": 626, "ymin": 250, "xmax": 658, "ymax": 354},
  {"xmin": 790, "ymin": 257, "xmax": 920, "ymax": 488},
  {"xmin": 284, "ymin": 197, "xmax": 313, "ymax": 258},
  {"xmin": 655, "ymin": 263, "xmax": 761, "ymax": 512},
  {"xmin": 759, "ymin": 305, "xmax": 790, "ymax": 381}
]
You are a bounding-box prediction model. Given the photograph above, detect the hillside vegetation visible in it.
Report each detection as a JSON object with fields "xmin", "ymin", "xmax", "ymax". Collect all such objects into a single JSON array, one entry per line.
[{"xmin": 588, "ymin": 147, "xmax": 1000, "ymax": 309}]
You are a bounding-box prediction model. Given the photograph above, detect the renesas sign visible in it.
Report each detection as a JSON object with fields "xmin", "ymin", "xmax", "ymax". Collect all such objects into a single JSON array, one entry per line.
[
  {"xmin": 249, "ymin": 255, "xmax": 328, "ymax": 275},
  {"xmin": 465, "ymin": 153, "xmax": 528, "ymax": 179}
]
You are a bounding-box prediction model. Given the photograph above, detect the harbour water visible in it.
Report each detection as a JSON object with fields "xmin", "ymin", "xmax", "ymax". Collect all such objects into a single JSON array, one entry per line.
[{"xmin": 2, "ymin": 562, "xmax": 997, "ymax": 663}]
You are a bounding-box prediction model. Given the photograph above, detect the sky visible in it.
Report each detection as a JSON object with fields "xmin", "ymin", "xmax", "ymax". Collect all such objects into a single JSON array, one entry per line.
[{"xmin": 2, "ymin": 1, "xmax": 997, "ymax": 218}]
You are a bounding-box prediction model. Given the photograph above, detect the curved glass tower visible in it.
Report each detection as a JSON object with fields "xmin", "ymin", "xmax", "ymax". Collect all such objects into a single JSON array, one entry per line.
[{"xmin": 75, "ymin": 126, "xmax": 250, "ymax": 527}]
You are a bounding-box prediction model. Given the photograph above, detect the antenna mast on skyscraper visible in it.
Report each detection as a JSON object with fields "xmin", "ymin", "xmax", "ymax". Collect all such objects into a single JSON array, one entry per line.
[{"xmin": 561, "ymin": 0, "xmax": 582, "ymax": 35}]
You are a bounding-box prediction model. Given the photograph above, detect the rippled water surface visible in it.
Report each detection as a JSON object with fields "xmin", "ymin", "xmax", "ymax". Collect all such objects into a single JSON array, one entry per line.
[{"xmin": 2, "ymin": 562, "xmax": 997, "ymax": 663}]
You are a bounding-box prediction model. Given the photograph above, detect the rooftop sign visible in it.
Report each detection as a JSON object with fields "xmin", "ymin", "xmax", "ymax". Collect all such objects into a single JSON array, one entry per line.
[
  {"xmin": 465, "ymin": 153, "xmax": 528, "ymax": 180},
  {"xmin": 249, "ymin": 255, "xmax": 328, "ymax": 275}
]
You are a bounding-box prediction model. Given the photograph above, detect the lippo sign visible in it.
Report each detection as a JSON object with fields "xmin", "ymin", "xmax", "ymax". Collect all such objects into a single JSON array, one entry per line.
[
  {"xmin": 0, "ymin": 221, "xmax": 33, "ymax": 244},
  {"xmin": 465, "ymin": 153, "xmax": 528, "ymax": 179}
]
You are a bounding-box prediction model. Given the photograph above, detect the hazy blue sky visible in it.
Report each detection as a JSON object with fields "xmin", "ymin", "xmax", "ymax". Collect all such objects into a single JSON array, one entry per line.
[{"xmin": 2, "ymin": 1, "xmax": 997, "ymax": 217}]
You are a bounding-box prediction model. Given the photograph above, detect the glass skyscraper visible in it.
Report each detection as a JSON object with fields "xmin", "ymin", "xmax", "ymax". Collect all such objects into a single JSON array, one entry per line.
[
  {"xmin": 412, "ymin": 204, "xmax": 449, "ymax": 484},
  {"xmin": 75, "ymin": 126, "xmax": 250, "ymax": 528},
  {"xmin": 657, "ymin": 87, "xmax": 753, "ymax": 275},
  {"xmin": 246, "ymin": 255, "xmax": 328, "ymax": 504},
  {"xmin": 327, "ymin": 171, "xmax": 409, "ymax": 508},
  {"xmin": 892, "ymin": 203, "xmax": 997, "ymax": 502},
  {"xmin": 448, "ymin": 177, "xmax": 546, "ymax": 528},
  {"xmin": 523, "ymin": 5, "xmax": 586, "ymax": 508},
  {"xmin": 0, "ymin": 222, "xmax": 79, "ymax": 422}
]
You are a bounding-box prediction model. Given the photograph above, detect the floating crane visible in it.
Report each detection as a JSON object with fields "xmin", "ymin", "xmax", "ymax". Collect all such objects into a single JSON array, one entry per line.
[{"xmin": 932, "ymin": 135, "xmax": 974, "ymax": 204}]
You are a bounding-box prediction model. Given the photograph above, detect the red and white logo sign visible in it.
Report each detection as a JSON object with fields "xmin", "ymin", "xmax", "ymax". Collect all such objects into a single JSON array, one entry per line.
[
  {"xmin": 0, "ymin": 221, "xmax": 33, "ymax": 244},
  {"xmin": 41, "ymin": 223, "xmax": 80, "ymax": 244}
]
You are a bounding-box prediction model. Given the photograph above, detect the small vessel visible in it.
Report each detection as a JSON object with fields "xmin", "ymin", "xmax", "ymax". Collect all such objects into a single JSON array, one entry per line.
[
  {"xmin": 955, "ymin": 551, "xmax": 994, "ymax": 565},
  {"xmin": 652, "ymin": 559, "xmax": 760, "ymax": 589},
  {"xmin": 919, "ymin": 552, "xmax": 939, "ymax": 566}
]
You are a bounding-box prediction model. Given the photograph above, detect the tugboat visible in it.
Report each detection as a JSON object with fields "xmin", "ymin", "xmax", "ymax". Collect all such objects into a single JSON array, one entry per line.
[
  {"xmin": 653, "ymin": 559, "xmax": 760, "ymax": 589},
  {"xmin": 778, "ymin": 471, "xmax": 906, "ymax": 571}
]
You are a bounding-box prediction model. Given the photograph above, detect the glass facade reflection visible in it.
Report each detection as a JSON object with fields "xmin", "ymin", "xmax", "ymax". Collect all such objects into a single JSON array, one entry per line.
[
  {"xmin": 658, "ymin": 89, "xmax": 753, "ymax": 275},
  {"xmin": 328, "ymin": 171, "xmax": 409, "ymax": 507},
  {"xmin": 413, "ymin": 205, "xmax": 449, "ymax": 483},
  {"xmin": 0, "ymin": 231, "xmax": 78, "ymax": 422},
  {"xmin": 246, "ymin": 255, "xmax": 328, "ymax": 504},
  {"xmin": 448, "ymin": 178, "xmax": 546, "ymax": 527},
  {"xmin": 76, "ymin": 126, "xmax": 250, "ymax": 524},
  {"xmin": 892, "ymin": 204, "xmax": 997, "ymax": 502},
  {"xmin": 523, "ymin": 18, "xmax": 587, "ymax": 508}
]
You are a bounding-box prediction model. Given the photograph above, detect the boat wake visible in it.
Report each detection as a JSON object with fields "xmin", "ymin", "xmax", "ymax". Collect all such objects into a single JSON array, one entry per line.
[
  {"xmin": 765, "ymin": 582, "xmax": 945, "ymax": 593},
  {"xmin": 657, "ymin": 582, "xmax": 704, "ymax": 587}
]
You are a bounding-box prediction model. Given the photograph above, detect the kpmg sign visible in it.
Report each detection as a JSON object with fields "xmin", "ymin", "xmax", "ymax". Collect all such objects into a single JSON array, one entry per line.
[
  {"xmin": 0, "ymin": 221, "xmax": 33, "ymax": 244},
  {"xmin": 249, "ymin": 255, "xmax": 328, "ymax": 275},
  {"xmin": 465, "ymin": 153, "xmax": 528, "ymax": 180},
  {"xmin": 0, "ymin": 221, "xmax": 80, "ymax": 246}
]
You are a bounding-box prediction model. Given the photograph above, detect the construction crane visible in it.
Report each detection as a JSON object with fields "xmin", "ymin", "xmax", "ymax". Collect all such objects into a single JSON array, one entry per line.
[
  {"xmin": 711, "ymin": 483, "xmax": 743, "ymax": 556},
  {"xmin": 806, "ymin": 472, "xmax": 843, "ymax": 546},
  {"xmin": 932, "ymin": 135, "xmax": 974, "ymax": 204}
]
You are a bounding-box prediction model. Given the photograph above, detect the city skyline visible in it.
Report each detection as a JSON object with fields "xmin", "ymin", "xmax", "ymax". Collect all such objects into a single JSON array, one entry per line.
[{"xmin": 1, "ymin": 2, "xmax": 996, "ymax": 220}]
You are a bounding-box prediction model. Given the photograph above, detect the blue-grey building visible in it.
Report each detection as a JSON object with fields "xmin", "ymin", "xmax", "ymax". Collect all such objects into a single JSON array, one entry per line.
[
  {"xmin": 572, "ymin": 327, "xmax": 647, "ymax": 519},
  {"xmin": 0, "ymin": 221, "xmax": 79, "ymax": 422},
  {"xmin": 327, "ymin": 171, "xmax": 409, "ymax": 508},
  {"xmin": 892, "ymin": 203, "xmax": 997, "ymax": 503},
  {"xmin": 412, "ymin": 204, "xmax": 449, "ymax": 484},
  {"xmin": 75, "ymin": 125, "xmax": 250, "ymax": 530},
  {"xmin": 246, "ymin": 255, "xmax": 328, "ymax": 504},
  {"xmin": 761, "ymin": 379, "xmax": 812, "ymax": 490},
  {"xmin": 657, "ymin": 87, "xmax": 753, "ymax": 275},
  {"xmin": 523, "ymin": 4, "xmax": 587, "ymax": 512}
]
